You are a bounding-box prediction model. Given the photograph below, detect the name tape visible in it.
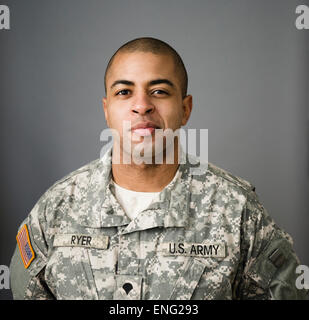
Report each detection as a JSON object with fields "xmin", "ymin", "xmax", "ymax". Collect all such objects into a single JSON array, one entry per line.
[
  {"xmin": 158, "ymin": 242, "xmax": 226, "ymax": 258},
  {"xmin": 53, "ymin": 234, "xmax": 109, "ymax": 250}
]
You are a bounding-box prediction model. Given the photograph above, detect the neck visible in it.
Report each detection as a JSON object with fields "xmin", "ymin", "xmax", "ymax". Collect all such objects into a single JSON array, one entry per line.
[{"xmin": 111, "ymin": 141, "xmax": 181, "ymax": 192}]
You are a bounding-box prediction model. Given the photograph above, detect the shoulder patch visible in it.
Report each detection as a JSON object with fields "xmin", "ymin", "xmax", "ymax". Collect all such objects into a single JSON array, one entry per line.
[{"xmin": 16, "ymin": 224, "xmax": 35, "ymax": 269}]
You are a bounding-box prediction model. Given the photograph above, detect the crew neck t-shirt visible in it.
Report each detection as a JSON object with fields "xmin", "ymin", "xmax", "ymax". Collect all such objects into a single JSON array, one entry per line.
[{"xmin": 111, "ymin": 181, "xmax": 161, "ymax": 220}]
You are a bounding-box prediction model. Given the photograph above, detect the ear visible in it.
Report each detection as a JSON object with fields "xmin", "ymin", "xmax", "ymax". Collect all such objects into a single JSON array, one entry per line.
[
  {"xmin": 181, "ymin": 95, "xmax": 193, "ymax": 126},
  {"xmin": 102, "ymin": 97, "xmax": 109, "ymax": 127}
]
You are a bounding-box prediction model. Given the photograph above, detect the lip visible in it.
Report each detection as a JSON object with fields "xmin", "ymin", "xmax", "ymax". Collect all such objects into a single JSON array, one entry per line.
[
  {"xmin": 131, "ymin": 121, "xmax": 161, "ymax": 137},
  {"xmin": 131, "ymin": 121, "xmax": 161, "ymax": 131}
]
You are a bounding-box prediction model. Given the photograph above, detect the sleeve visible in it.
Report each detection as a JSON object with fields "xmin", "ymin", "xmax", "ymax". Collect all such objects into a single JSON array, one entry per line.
[
  {"xmin": 234, "ymin": 189, "xmax": 309, "ymax": 300},
  {"xmin": 10, "ymin": 191, "xmax": 55, "ymax": 300}
]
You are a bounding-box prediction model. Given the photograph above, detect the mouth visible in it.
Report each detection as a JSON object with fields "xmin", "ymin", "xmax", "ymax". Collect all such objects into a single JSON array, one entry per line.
[{"xmin": 131, "ymin": 122, "xmax": 161, "ymax": 137}]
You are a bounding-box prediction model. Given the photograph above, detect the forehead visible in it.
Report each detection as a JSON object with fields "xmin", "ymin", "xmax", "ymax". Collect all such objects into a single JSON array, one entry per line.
[{"xmin": 106, "ymin": 51, "xmax": 178, "ymax": 84}]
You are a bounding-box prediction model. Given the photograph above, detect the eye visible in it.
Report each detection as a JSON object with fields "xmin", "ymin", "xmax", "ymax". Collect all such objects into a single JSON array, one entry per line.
[
  {"xmin": 152, "ymin": 89, "xmax": 168, "ymax": 95},
  {"xmin": 116, "ymin": 89, "xmax": 131, "ymax": 96}
]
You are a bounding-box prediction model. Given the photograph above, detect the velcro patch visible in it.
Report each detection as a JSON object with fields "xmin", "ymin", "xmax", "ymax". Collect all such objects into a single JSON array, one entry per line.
[
  {"xmin": 16, "ymin": 224, "xmax": 35, "ymax": 269},
  {"xmin": 158, "ymin": 242, "xmax": 226, "ymax": 258},
  {"xmin": 53, "ymin": 234, "xmax": 109, "ymax": 250},
  {"xmin": 269, "ymin": 248, "xmax": 286, "ymax": 268}
]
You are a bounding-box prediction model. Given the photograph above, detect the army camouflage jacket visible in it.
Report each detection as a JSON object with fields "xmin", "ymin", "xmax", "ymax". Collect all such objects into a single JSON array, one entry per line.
[{"xmin": 10, "ymin": 148, "xmax": 308, "ymax": 300}]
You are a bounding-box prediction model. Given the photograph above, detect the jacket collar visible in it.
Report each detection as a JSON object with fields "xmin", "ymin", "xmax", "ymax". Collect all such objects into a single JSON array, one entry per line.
[{"xmin": 81, "ymin": 146, "xmax": 194, "ymax": 232}]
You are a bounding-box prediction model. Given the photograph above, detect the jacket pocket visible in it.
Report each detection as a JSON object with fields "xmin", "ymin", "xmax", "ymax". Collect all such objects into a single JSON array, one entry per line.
[
  {"xmin": 169, "ymin": 257, "xmax": 205, "ymax": 300},
  {"xmin": 70, "ymin": 247, "xmax": 99, "ymax": 299},
  {"xmin": 46, "ymin": 246, "xmax": 99, "ymax": 300}
]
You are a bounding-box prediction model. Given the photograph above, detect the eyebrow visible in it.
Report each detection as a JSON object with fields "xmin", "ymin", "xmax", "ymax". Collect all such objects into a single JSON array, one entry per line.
[
  {"xmin": 110, "ymin": 78, "xmax": 175, "ymax": 89},
  {"xmin": 110, "ymin": 80, "xmax": 134, "ymax": 89},
  {"xmin": 149, "ymin": 79, "xmax": 174, "ymax": 88}
]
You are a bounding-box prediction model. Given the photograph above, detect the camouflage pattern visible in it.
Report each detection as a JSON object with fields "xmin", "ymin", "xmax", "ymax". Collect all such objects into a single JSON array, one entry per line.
[{"xmin": 10, "ymin": 147, "xmax": 308, "ymax": 300}]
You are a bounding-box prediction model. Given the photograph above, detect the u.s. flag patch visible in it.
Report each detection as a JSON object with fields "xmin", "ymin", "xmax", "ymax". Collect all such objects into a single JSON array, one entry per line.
[{"xmin": 16, "ymin": 224, "xmax": 35, "ymax": 269}]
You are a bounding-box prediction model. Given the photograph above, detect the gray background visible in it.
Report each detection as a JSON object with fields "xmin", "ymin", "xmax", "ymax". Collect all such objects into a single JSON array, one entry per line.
[{"xmin": 0, "ymin": 0, "xmax": 308, "ymax": 300}]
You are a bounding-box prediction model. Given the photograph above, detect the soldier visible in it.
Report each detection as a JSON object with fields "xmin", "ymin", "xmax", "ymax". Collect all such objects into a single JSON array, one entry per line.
[{"xmin": 10, "ymin": 37, "xmax": 308, "ymax": 300}]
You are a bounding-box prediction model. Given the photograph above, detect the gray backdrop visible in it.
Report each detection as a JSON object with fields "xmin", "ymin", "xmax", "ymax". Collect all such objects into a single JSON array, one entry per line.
[{"xmin": 0, "ymin": 0, "xmax": 308, "ymax": 300}]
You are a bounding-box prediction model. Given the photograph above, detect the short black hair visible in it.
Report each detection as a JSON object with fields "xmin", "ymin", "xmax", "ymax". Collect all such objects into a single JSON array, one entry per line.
[{"xmin": 104, "ymin": 37, "xmax": 188, "ymax": 98}]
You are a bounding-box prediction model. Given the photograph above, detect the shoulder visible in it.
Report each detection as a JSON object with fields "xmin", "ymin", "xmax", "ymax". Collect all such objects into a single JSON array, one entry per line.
[
  {"xmin": 204, "ymin": 163, "xmax": 270, "ymax": 225},
  {"xmin": 206, "ymin": 162, "xmax": 255, "ymax": 193},
  {"xmin": 185, "ymin": 158, "xmax": 261, "ymax": 233},
  {"xmin": 46, "ymin": 158, "xmax": 103, "ymax": 195},
  {"xmin": 189, "ymin": 160, "xmax": 255, "ymax": 201},
  {"xmin": 27, "ymin": 158, "xmax": 104, "ymax": 230}
]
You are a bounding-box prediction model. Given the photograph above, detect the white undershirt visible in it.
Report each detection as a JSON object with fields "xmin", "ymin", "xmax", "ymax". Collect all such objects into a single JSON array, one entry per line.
[{"xmin": 111, "ymin": 181, "xmax": 161, "ymax": 220}]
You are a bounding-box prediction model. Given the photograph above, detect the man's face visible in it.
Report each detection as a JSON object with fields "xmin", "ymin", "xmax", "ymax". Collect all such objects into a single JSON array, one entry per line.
[{"xmin": 103, "ymin": 51, "xmax": 192, "ymax": 159}]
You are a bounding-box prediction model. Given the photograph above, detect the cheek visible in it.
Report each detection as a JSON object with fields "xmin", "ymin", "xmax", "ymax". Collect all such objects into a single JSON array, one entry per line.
[
  {"xmin": 107, "ymin": 106, "xmax": 126, "ymax": 129},
  {"xmin": 161, "ymin": 105, "xmax": 184, "ymax": 128}
]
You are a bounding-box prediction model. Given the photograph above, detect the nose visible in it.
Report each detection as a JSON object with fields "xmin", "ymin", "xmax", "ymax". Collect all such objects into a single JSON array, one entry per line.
[{"xmin": 131, "ymin": 93, "xmax": 154, "ymax": 115}]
